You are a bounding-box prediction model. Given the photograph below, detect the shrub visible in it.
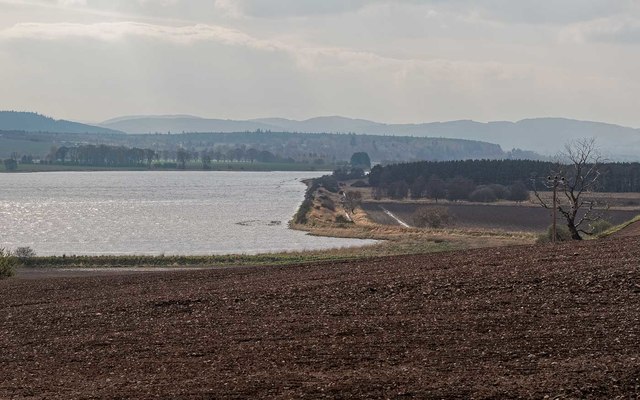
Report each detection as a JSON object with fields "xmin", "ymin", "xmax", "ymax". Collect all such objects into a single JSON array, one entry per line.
[
  {"xmin": 317, "ymin": 175, "xmax": 340, "ymax": 193},
  {"xmin": 335, "ymin": 214, "xmax": 353, "ymax": 224},
  {"xmin": 350, "ymin": 152, "xmax": 371, "ymax": 169},
  {"xmin": 469, "ymin": 186, "xmax": 498, "ymax": 203},
  {"xmin": 371, "ymin": 186, "xmax": 385, "ymax": 200},
  {"xmin": 351, "ymin": 180, "xmax": 369, "ymax": 188},
  {"xmin": 0, "ymin": 248, "xmax": 18, "ymax": 279},
  {"xmin": 508, "ymin": 181, "xmax": 530, "ymax": 202},
  {"xmin": 488, "ymin": 184, "xmax": 510, "ymax": 200},
  {"xmin": 344, "ymin": 191, "xmax": 363, "ymax": 213},
  {"xmin": 295, "ymin": 197, "xmax": 313, "ymax": 224},
  {"xmin": 3, "ymin": 159, "xmax": 18, "ymax": 172},
  {"xmin": 14, "ymin": 246, "xmax": 36, "ymax": 260},
  {"xmin": 294, "ymin": 182, "xmax": 318, "ymax": 224},
  {"xmin": 410, "ymin": 176, "xmax": 427, "ymax": 199},
  {"xmin": 412, "ymin": 207, "xmax": 454, "ymax": 229},
  {"xmin": 333, "ymin": 167, "xmax": 365, "ymax": 181},
  {"xmin": 425, "ymin": 175, "xmax": 446, "ymax": 202},
  {"xmin": 446, "ymin": 177, "xmax": 475, "ymax": 201},
  {"xmin": 320, "ymin": 197, "xmax": 336, "ymax": 211},
  {"xmin": 387, "ymin": 181, "xmax": 409, "ymax": 199},
  {"xmin": 537, "ymin": 225, "xmax": 572, "ymax": 243},
  {"xmin": 589, "ymin": 220, "xmax": 613, "ymax": 235},
  {"xmin": 295, "ymin": 176, "xmax": 329, "ymax": 224},
  {"xmin": 153, "ymin": 162, "xmax": 178, "ymax": 169}
]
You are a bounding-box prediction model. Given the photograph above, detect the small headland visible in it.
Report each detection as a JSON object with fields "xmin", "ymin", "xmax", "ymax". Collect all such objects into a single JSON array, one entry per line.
[{"xmin": 290, "ymin": 174, "xmax": 537, "ymax": 256}]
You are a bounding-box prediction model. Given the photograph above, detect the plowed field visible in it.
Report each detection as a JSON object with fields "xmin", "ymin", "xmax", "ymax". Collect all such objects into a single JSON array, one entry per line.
[
  {"xmin": 363, "ymin": 202, "xmax": 639, "ymax": 232},
  {"xmin": 612, "ymin": 220, "xmax": 640, "ymax": 238},
  {"xmin": 2, "ymin": 238, "xmax": 640, "ymax": 399}
]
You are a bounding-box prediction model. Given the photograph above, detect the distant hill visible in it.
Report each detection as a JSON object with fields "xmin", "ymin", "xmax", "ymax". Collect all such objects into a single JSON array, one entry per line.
[
  {"xmin": 101, "ymin": 114, "xmax": 204, "ymax": 124},
  {"xmin": 101, "ymin": 115, "xmax": 640, "ymax": 160},
  {"xmin": 0, "ymin": 129, "xmax": 514, "ymax": 162},
  {"xmin": 251, "ymin": 116, "xmax": 381, "ymax": 133},
  {"xmin": 101, "ymin": 116, "xmax": 276, "ymax": 135},
  {"xmin": 0, "ymin": 111, "xmax": 123, "ymax": 134}
]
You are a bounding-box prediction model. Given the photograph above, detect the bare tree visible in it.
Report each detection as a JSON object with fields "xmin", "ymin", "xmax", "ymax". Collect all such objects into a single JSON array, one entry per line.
[
  {"xmin": 144, "ymin": 149, "xmax": 156, "ymax": 168},
  {"xmin": 371, "ymin": 186, "xmax": 385, "ymax": 200},
  {"xmin": 412, "ymin": 206, "xmax": 454, "ymax": 229},
  {"xmin": 533, "ymin": 138, "xmax": 606, "ymax": 240},
  {"xmin": 425, "ymin": 175, "xmax": 446, "ymax": 203},
  {"xmin": 344, "ymin": 191, "xmax": 363, "ymax": 214},
  {"xmin": 200, "ymin": 149, "xmax": 212, "ymax": 169},
  {"xmin": 176, "ymin": 148, "xmax": 190, "ymax": 169}
]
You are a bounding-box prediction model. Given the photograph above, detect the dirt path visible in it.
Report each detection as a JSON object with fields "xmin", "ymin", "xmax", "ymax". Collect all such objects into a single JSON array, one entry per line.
[{"xmin": 1, "ymin": 238, "xmax": 640, "ymax": 398}]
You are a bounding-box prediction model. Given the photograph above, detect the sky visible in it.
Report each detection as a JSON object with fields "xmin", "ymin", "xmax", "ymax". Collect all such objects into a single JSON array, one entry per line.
[{"xmin": 0, "ymin": 0, "xmax": 639, "ymax": 126}]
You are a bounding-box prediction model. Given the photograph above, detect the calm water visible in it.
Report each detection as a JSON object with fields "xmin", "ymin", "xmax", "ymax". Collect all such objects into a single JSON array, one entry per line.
[{"xmin": 0, "ymin": 171, "xmax": 374, "ymax": 256}]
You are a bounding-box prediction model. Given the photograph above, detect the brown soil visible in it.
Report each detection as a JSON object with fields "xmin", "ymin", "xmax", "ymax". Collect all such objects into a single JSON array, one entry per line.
[
  {"xmin": 612, "ymin": 220, "xmax": 640, "ymax": 238},
  {"xmin": 2, "ymin": 238, "xmax": 640, "ymax": 399},
  {"xmin": 13, "ymin": 267, "xmax": 206, "ymax": 280}
]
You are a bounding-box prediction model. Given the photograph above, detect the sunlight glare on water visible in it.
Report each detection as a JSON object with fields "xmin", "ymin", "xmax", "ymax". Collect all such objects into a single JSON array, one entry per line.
[{"xmin": 0, "ymin": 171, "xmax": 374, "ymax": 256}]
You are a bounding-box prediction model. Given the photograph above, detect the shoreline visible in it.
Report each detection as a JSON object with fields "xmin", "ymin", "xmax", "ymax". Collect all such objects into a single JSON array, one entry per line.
[
  {"xmin": 1, "ymin": 173, "xmax": 535, "ymax": 273},
  {"xmin": 4, "ymin": 173, "xmax": 538, "ymax": 276},
  {"xmin": 2, "ymin": 171, "xmax": 381, "ymax": 273},
  {"xmin": 0, "ymin": 163, "xmax": 335, "ymax": 173},
  {"xmin": 289, "ymin": 174, "xmax": 536, "ymax": 244}
]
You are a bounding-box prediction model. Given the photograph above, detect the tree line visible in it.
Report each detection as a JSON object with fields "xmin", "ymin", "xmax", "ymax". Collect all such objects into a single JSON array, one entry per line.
[
  {"xmin": 47, "ymin": 145, "xmax": 154, "ymax": 167},
  {"xmin": 172, "ymin": 146, "xmax": 296, "ymax": 169},
  {"xmin": 2, "ymin": 128, "xmax": 525, "ymax": 166},
  {"xmin": 41, "ymin": 144, "xmax": 298, "ymax": 168},
  {"xmin": 369, "ymin": 159, "xmax": 640, "ymax": 193},
  {"xmin": 371, "ymin": 174, "xmax": 529, "ymax": 203}
]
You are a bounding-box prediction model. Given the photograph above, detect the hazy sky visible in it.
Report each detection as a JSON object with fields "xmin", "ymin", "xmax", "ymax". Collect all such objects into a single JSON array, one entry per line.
[{"xmin": 1, "ymin": 0, "xmax": 639, "ymax": 126}]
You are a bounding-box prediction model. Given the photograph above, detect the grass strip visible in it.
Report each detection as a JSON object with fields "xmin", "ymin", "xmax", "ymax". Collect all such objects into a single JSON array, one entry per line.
[
  {"xmin": 17, "ymin": 237, "xmax": 465, "ymax": 270},
  {"xmin": 599, "ymin": 214, "xmax": 640, "ymax": 238}
]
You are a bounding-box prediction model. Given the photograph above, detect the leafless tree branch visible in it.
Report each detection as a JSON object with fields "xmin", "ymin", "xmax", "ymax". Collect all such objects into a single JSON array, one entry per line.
[{"xmin": 532, "ymin": 138, "xmax": 608, "ymax": 240}]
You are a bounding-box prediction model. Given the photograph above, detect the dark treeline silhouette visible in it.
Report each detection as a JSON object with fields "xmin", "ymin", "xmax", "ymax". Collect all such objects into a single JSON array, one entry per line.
[
  {"xmin": 44, "ymin": 144, "xmax": 295, "ymax": 168},
  {"xmin": 168, "ymin": 146, "xmax": 295, "ymax": 169},
  {"xmin": 47, "ymin": 145, "xmax": 153, "ymax": 167},
  {"xmin": 369, "ymin": 159, "xmax": 640, "ymax": 195},
  {"xmin": 1, "ymin": 129, "xmax": 529, "ymax": 165}
]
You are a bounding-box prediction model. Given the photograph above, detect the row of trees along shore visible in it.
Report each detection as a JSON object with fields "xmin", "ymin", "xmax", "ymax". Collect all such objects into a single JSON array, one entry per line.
[
  {"xmin": 369, "ymin": 159, "xmax": 640, "ymax": 193},
  {"xmin": 39, "ymin": 144, "xmax": 302, "ymax": 168}
]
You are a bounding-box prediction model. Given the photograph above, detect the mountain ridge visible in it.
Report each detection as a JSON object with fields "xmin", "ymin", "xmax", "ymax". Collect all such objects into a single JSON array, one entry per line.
[
  {"xmin": 98, "ymin": 114, "xmax": 640, "ymax": 158},
  {"xmin": 0, "ymin": 111, "xmax": 123, "ymax": 135},
  {"xmin": 4, "ymin": 111, "xmax": 640, "ymax": 160}
]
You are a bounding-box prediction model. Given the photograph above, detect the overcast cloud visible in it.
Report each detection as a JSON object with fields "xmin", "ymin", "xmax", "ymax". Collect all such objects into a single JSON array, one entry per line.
[{"xmin": 0, "ymin": 0, "xmax": 639, "ymax": 126}]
